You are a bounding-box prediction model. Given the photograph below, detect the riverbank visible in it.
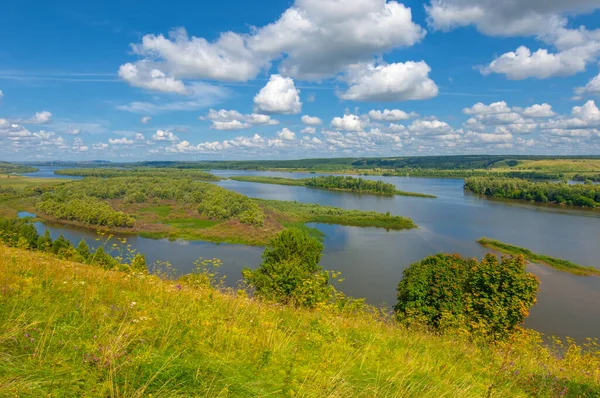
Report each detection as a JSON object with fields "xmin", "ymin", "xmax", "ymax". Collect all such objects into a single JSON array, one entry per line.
[
  {"xmin": 229, "ymin": 175, "xmax": 437, "ymax": 198},
  {"xmin": 477, "ymin": 238, "xmax": 600, "ymax": 276},
  {"xmin": 2, "ymin": 243, "xmax": 599, "ymax": 396}
]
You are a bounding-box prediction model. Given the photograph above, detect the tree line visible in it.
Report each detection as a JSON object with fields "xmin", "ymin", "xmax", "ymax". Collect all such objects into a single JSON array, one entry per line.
[
  {"xmin": 464, "ymin": 177, "xmax": 600, "ymax": 208},
  {"xmin": 0, "ymin": 217, "xmax": 146, "ymax": 272},
  {"xmin": 54, "ymin": 167, "xmax": 220, "ymax": 181}
]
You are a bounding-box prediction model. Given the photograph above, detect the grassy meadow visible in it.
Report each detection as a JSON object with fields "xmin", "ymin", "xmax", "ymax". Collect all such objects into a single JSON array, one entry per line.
[{"xmin": 2, "ymin": 244, "xmax": 600, "ymax": 397}]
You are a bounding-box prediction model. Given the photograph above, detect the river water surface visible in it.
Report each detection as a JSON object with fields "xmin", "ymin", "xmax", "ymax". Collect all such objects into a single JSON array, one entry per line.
[{"xmin": 23, "ymin": 167, "xmax": 600, "ymax": 341}]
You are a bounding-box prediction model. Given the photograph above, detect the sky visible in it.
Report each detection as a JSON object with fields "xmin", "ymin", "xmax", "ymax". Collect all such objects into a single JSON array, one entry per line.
[{"xmin": 2, "ymin": 0, "xmax": 600, "ymax": 161}]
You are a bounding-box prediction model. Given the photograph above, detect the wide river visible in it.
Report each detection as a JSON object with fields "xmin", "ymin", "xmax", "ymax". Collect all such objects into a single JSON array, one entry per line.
[{"xmin": 23, "ymin": 166, "xmax": 600, "ymax": 341}]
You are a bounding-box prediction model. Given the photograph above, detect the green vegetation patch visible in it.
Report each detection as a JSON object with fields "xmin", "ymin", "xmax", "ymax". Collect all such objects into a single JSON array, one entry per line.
[
  {"xmin": 54, "ymin": 167, "xmax": 220, "ymax": 181},
  {"xmin": 230, "ymin": 175, "xmax": 436, "ymax": 198},
  {"xmin": 477, "ymin": 238, "xmax": 600, "ymax": 276},
  {"xmin": 258, "ymin": 199, "xmax": 416, "ymax": 230},
  {"xmin": 0, "ymin": 161, "xmax": 38, "ymax": 174},
  {"xmin": 163, "ymin": 218, "xmax": 221, "ymax": 229},
  {"xmin": 465, "ymin": 177, "xmax": 600, "ymax": 208}
]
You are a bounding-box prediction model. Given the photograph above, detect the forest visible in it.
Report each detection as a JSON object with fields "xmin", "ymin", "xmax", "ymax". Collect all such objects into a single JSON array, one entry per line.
[
  {"xmin": 54, "ymin": 167, "xmax": 219, "ymax": 180},
  {"xmin": 573, "ymin": 173, "xmax": 600, "ymax": 182},
  {"xmin": 464, "ymin": 177, "xmax": 600, "ymax": 208}
]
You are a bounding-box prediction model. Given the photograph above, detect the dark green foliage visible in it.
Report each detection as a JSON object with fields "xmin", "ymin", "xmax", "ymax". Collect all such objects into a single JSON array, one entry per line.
[
  {"xmin": 395, "ymin": 253, "xmax": 540, "ymax": 340},
  {"xmin": 76, "ymin": 239, "xmax": 90, "ymax": 260},
  {"xmin": 0, "ymin": 216, "xmax": 143, "ymax": 272},
  {"xmin": 305, "ymin": 176, "xmax": 396, "ymax": 195},
  {"xmin": 243, "ymin": 229, "xmax": 332, "ymax": 308},
  {"xmin": 197, "ymin": 187, "xmax": 264, "ymax": 227},
  {"xmin": 54, "ymin": 167, "xmax": 219, "ymax": 180},
  {"xmin": 573, "ymin": 174, "xmax": 600, "ymax": 182},
  {"xmin": 464, "ymin": 177, "xmax": 600, "ymax": 208},
  {"xmin": 37, "ymin": 195, "xmax": 135, "ymax": 227}
]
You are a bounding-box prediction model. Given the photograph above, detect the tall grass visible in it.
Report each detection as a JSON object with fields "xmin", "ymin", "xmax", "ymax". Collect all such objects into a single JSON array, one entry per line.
[{"xmin": 1, "ymin": 244, "xmax": 600, "ymax": 396}]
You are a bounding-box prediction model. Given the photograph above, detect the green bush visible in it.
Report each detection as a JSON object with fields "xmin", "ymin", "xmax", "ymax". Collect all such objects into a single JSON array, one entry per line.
[
  {"xmin": 395, "ymin": 253, "xmax": 539, "ymax": 340},
  {"xmin": 243, "ymin": 229, "xmax": 332, "ymax": 308}
]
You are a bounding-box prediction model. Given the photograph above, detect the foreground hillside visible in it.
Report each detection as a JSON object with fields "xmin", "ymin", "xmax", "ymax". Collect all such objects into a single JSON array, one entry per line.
[{"xmin": 1, "ymin": 245, "xmax": 599, "ymax": 397}]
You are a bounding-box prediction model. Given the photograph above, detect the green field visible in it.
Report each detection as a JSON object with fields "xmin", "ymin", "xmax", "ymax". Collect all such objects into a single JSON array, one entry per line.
[{"xmin": 1, "ymin": 244, "xmax": 599, "ymax": 397}]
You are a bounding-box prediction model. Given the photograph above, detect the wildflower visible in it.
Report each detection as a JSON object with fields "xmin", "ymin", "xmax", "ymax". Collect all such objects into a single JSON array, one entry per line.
[
  {"xmin": 176, "ymin": 284, "xmax": 182, "ymax": 291},
  {"xmin": 130, "ymin": 302, "xmax": 136, "ymax": 308}
]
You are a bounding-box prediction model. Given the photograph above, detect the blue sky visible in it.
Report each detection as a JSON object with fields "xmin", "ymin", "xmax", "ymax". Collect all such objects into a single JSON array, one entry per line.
[{"xmin": 1, "ymin": 0, "xmax": 600, "ymax": 161}]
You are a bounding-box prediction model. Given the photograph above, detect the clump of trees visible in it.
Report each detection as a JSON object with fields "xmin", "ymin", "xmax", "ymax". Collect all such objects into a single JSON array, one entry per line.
[
  {"xmin": 0, "ymin": 217, "xmax": 146, "ymax": 272},
  {"xmin": 573, "ymin": 174, "xmax": 600, "ymax": 182},
  {"xmin": 243, "ymin": 229, "xmax": 336, "ymax": 308},
  {"xmin": 305, "ymin": 176, "xmax": 396, "ymax": 195},
  {"xmin": 395, "ymin": 253, "xmax": 539, "ymax": 340},
  {"xmin": 35, "ymin": 177, "xmax": 266, "ymax": 228},
  {"xmin": 37, "ymin": 195, "xmax": 135, "ymax": 227},
  {"xmin": 464, "ymin": 177, "xmax": 600, "ymax": 208}
]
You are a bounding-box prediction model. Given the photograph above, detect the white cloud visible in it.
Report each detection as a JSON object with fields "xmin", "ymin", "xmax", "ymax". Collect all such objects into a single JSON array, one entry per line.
[
  {"xmin": 480, "ymin": 45, "xmax": 600, "ymax": 80},
  {"xmin": 135, "ymin": 133, "xmax": 146, "ymax": 141},
  {"xmin": 408, "ymin": 119, "xmax": 453, "ymax": 135},
  {"xmin": 121, "ymin": 0, "xmax": 426, "ymax": 89},
  {"xmin": 20, "ymin": 111, "xmax": 52, "ymax": 125},
  {"xmin": 575, "ymin": 72, "xmax": 600, "ymax": 97},
  {"xmin": 211, "ymin": 120, "xmax": 250, "ymax": 131},
  {"xmin": 300, "ymin": 126, "xmax": 316, "ymax": 134},
  {"xmin": 301, "ymin": 115, "xmax": 322, "ymax": 125},
  {"xmin": 119, "ymin": 62, "xmax": 189, "ymax": 94},
  {"xmin": 140, "ymin": 116, "xmax": 152, "ymax": 124},
  {"xmin": 93, "ymin": 142, "xmax": 109, "ymax": 150},
  {"xmin": 331, "ymin": 114, "xmax": 367, "ymax": 132},
  {"xmin": 253, "ymin": 75, "xmax": 302, "ymax": 114},
  {"xmin": 203, "ymin": 108, "xmax": 279, "ymax": 130},
  {"xmin": 463, "ymin": 101, "xmax": 511, "ymax": 115},
  {"xmin": 368, "ymin": 109, "xmax": 413, "ymax": 121},
  {"xmin": 152, "ymin": 130, "xmax": 179, "ymax": 142},
  {"xmin": 521, "ymin": 103, "xmax": 556, "ymax": 118},
  {"xmin": 109, "ymin": 138, "xmax": 134, "ymax": 145},
  {"xmin": 426, "ymin": 0, "xmax": 600, "ymax": 37},
  {"xmin": 277, "ymin": 128, "xmax": 296, "ymax": 141},
  {"xmin": 0, "ymin": 90, "xmax": 3, "ymax": 101},
  {"xmin": 338, "ymin": 61, "xmax": 438, "ymax": 101}
]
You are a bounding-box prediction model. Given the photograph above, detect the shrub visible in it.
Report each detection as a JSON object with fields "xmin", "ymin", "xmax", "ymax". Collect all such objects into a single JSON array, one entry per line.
[
  {"xmin": 395, "ymin": 253, "xmax": 539, "ymax": 340},
  {"xmin": 243, "ymin": 229, "xmax": 332, "ymax": 308}
]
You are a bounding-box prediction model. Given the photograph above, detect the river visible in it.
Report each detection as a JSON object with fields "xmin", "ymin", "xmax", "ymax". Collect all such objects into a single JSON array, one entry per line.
[{"xmin": 22, "ymin": 166, "xmax": 600, "ymax": 341}]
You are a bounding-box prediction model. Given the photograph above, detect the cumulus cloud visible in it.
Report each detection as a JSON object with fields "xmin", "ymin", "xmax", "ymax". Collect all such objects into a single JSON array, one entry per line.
[
  {"xmin": 120, "ymin": 0, "xmax": 426, "ymax": 91},
  {"xmin": 300, "ymin": 127, "xmax": 316, "ymax": 134},
  {"xmin": 109, "ymin": 138, "xmax": 134, "ymax": 145},
  {"xmin": 331, "ymin": 114, "xmax": 367, "ymax": 132},
  {"xmin": 277, "ymin": 128, "xmax": 296, "ymax": 141},
  {"xmin": 575, "ymin": 72, "xmax": 600, "ymax": 97},
  {"xmin": 0, "ymin": 90, "xmax": 3, "ymax": 101},
  {"xmin": 425, "ymin": 1, "xmax": 600, "ymax": 80},
  {"xmin": 368, "ymin": 109, "xmax": 414, "ymax": 121},
  {"xmin": 338, "ymin": 61, "xmax": 438, "ymax": 101},
  {"xmin": 479, "ymin": 45, "xmax": 600, "ymax": 80},
  {"xmin": 119, "ymin": 62, "xmax": 189, "ymax": 94},
  {"xmin": 253, "ymin": 75, "xmax": 302, "ymax": 114},
  {"xmin": 202, "ymin": 108, "xmax": 279, "ymax": 130},
  {"xmin": 408, "ymin": 119, "xmax": 453, "ymax": 135},
  {"xmin": 21, "ymin": 111, "xmax": 52, "ymax": 125},
  {"xmin": 301, "ymin": 115, "xmax": 322, "ymax": 125},
  {"xmin": 140, "ymin": 116, "xmax": 152, "ymax": 124},
  {"xmin": 521, "ymin": 103, "xmax": 556, "ymax": 118},
  {"xmin": 152, "ymin": 130, "xmax": 179, "ymax": 142}
]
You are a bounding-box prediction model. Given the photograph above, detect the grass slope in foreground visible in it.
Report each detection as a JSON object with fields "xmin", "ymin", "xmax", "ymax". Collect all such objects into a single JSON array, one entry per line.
[
  {"xmin": 2, "ymin": 245, "xmax": 600, "ymax": 397},
  {"xmin": 477, "ymin": 238, "xmax": 600, "ymax": 276},
  {"xmin": 229, "ymin": 175, "xmax": 437, "ymax": 198}
]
